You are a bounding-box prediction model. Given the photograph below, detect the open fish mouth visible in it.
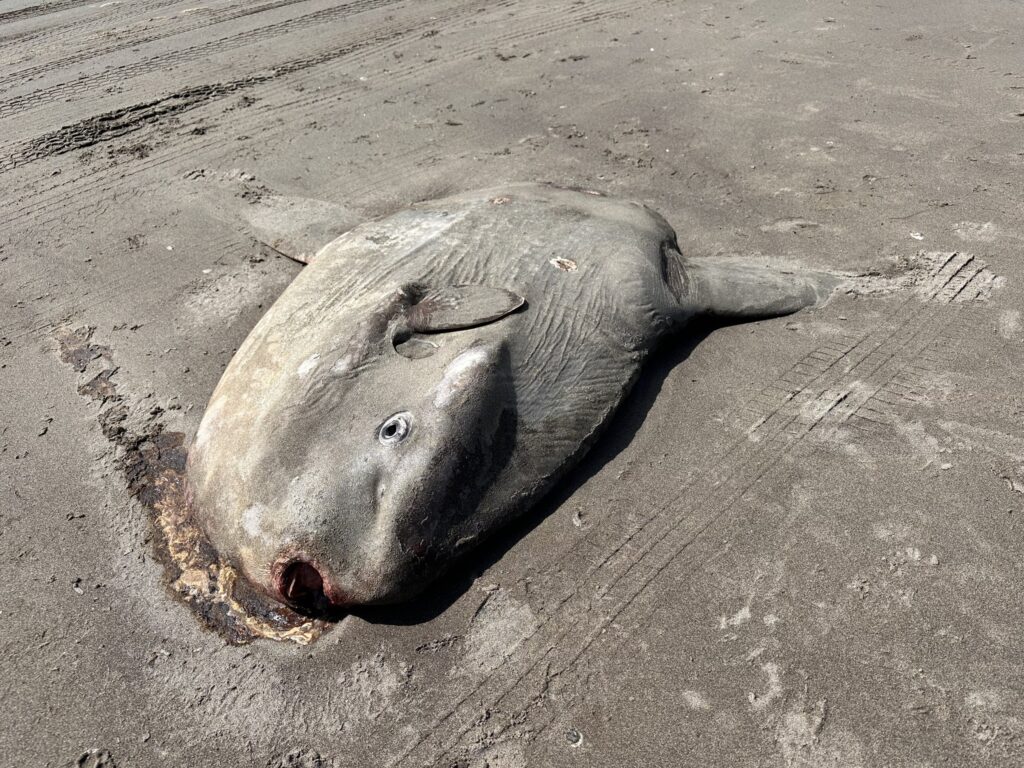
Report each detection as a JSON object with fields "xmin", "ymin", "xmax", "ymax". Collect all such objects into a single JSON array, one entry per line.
[
  {"xmin": 275, "ymin": 559, "xmax": 334, "ymax": 614},
  {"xmin": 270, "ymin": 554, "xmax": 379, "ymax": 615}
]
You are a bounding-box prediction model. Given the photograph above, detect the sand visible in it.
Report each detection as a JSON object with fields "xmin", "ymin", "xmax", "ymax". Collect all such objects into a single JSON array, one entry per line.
[{"xmin": 2, "ymin": 0, "xmax": 1023, "ymax": 765}]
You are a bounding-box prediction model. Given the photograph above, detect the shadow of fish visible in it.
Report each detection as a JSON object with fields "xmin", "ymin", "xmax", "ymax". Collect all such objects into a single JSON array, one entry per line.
[{"xmin": 187, "ymin": 183, "xmax": 840, "ymax": 612}]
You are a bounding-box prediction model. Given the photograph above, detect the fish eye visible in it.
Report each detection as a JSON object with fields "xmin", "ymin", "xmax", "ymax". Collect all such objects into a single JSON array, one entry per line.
[{"xmin": 378, "ymin": 412, "xmax": 412, "ymax": 444}]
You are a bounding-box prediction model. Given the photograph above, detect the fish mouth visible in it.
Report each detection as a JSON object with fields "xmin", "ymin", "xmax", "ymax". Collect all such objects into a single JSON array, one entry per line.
[{"xmin": 273, "ymin": 557, "xmax": 350, "ymax": 615}]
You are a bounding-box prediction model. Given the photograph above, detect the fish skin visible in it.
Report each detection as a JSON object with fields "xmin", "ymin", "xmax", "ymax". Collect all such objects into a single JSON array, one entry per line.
[{"xmin": 187, "ymin": 183, "xmax": 831, "ymax": 610}]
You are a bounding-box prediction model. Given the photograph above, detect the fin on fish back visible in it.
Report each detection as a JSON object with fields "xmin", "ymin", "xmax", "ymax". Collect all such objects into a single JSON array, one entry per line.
[
  {"xmin": 664, "ymin": 247, "xmax": 843, "ymax": 321},
  {"xmin": 180, "ymin": 171, "xmax": 359, "ymax": 265},
  {"xmin": 240, "ymin": 195, "xmax": 359, "ymax": 265}
]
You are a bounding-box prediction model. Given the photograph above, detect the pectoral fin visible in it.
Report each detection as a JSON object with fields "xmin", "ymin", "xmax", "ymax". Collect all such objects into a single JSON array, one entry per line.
[{"xmin": 407, "ymin": 285, "xmax": 526, "ymax": 332}]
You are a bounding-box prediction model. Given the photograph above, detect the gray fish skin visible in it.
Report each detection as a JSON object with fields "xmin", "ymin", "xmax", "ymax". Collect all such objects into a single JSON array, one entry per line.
[{"xmin": 187, "ymin": 183, "xmax": 835, "ymax": 610}]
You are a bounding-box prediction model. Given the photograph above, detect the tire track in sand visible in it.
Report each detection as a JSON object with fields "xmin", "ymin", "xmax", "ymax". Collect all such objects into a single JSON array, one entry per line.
[
  {"xmin": 0, "ymin": 0, "xmax": 182, "ymax": 57},
  {"xmin": 0, "ymin": 0, "xmax": 616, "ymax": 224},
  {"xmin": 0, "ymin": 0, "xmax": 406, "ymax": 121},
  {"xmin": 2, "ymin": 0, "xmax": 627, "ymax": 344},
  {"xmin": 0, "ymin": 0, "xmax": 325, "ymax": 91}
]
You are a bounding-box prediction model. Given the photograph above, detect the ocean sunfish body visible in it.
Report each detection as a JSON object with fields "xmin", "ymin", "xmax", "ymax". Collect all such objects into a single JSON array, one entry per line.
[{"xmin": 187, "ymin": 183, "xmax": 837, "ymax": 612}]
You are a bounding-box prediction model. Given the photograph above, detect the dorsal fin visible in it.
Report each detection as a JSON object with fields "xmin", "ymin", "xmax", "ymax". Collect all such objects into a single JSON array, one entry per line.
[
  {"xmin": 181, "ymin": 170, "xmax": 359, "ymax": 265},
  {"xmin": 240, "ymin": 194, "xmax": 359, "ymax": 265}
]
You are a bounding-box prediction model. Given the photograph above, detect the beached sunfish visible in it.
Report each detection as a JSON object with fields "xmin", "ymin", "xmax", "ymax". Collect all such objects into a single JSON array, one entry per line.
[{"xmin": 187, "ymin": 183, "xmax": 838, "ymax": 613}]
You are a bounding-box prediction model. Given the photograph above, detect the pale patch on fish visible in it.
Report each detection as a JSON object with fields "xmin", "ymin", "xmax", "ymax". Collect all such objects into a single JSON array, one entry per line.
[
  {"xmin": 434, "ymin": 347, "xmax": 492, "ymax": 408},
  {"xmin": 242, "ymin": 504, "xmax": 268, "ymax": 541},
  {"xmin": 194, "ymin": 396, "xmax": 225, "ymax": 450},
  {"xmin": 297, "ymin": 353, "xmax": 321, "ymax": 379},
  {"xmin": 331, "ymin": 352, "xmax": 357, "ymax": 376}
]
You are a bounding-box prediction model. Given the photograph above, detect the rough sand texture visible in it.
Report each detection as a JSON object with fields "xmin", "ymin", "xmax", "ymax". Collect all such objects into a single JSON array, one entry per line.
[{"xmin": 2, "ymin": 1, "xmax": 1023, "ymax": 766}]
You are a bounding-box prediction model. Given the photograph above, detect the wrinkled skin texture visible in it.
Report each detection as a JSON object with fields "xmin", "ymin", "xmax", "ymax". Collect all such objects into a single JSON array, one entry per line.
[{"xmin": 188, "ymin": 183, "xmax": 833, "ymax": 611}]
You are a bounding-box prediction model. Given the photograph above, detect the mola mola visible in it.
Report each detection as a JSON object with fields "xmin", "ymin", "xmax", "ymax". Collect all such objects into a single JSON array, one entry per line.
[{"xmin": 187, "ymin": 183, "xmax": 838, "ymax": 613}]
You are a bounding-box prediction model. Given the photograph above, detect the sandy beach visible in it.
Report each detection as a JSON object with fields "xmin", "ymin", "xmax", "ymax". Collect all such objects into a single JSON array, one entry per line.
[{"xmin": 2, "ymin": 0, "xmax": 1023, "ymax": 765}]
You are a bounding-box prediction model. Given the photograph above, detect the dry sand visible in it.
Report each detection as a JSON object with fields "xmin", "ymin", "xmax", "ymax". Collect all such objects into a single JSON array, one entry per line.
[{"xmin": 2, "ymin": 0, "xmax": 1023, "ymax": 765}]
